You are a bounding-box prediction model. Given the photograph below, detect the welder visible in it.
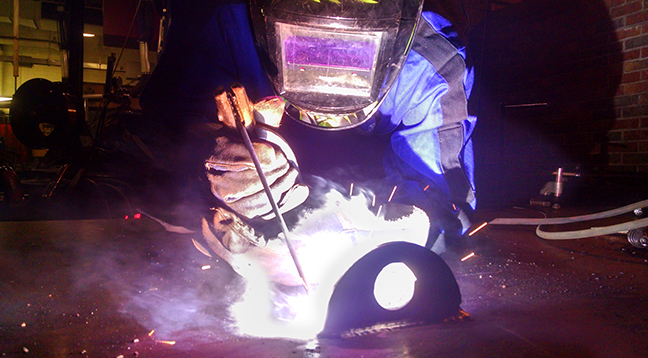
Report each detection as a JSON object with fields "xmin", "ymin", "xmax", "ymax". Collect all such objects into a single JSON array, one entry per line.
[{"xmin": 138, "ymin": 0, "xmax": 477, "ymax": 255}]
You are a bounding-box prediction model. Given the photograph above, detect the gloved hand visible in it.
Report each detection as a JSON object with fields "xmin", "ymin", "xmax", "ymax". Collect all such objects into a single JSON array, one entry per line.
[
  {"xmin": 205, "ymin": 84, "xmax": 309, "ymax": 220},
  {"xmin": 205, "ymin": 135, "xmax": 309, "ymax": 219}
]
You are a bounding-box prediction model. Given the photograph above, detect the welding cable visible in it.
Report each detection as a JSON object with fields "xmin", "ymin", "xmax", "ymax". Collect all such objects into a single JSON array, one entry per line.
[
  {"xmin": 534, "ymin": 217, "xmax": 648, "ymax": 240},
  {"xmin": 83, "ymin": 178, "xmax": 113, "ymax": 219},
  {"xmin": 488, "ymin": 199, "xmax": 648, "ymax": 240},
  {"xmin": 93, "ymin": 181, "xmax": 135, "ymax": 216}
]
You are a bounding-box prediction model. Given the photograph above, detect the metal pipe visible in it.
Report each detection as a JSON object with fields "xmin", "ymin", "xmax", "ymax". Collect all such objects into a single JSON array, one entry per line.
[
  {"xmin": 554, "ymin": 167, "xmax": 563, "ymax": 199},
  {"xmin": 502, "ymin": 102, "xmax": 549, "ymax": 108},
  {"xmin": 139, "ymin": 41, "xmax": 150, "ymax": 74},
  {"xmin": 13, "ymin": 0, "xmax": 20, "ymax": 90},
  {"xmin": 60, "ymin": 50, "xmax": 69, "ymax": 79}
]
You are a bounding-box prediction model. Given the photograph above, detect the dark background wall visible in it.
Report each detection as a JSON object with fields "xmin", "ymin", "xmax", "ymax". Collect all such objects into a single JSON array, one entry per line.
[{"xmin": 458, "ymin": 0, "xmax": 648, "ymax": 208}]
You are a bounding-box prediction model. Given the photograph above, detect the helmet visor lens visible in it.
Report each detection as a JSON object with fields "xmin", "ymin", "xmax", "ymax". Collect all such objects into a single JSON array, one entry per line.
[{"xmin": 277, "ymin": 22, "xmax": 384, "ymax": 98}]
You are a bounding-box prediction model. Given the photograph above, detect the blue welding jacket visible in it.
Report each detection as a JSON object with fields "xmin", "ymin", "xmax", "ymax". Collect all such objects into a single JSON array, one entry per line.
[{"xmin": 370, "ymin": 12, "xmax": 477, "ymax": 244}]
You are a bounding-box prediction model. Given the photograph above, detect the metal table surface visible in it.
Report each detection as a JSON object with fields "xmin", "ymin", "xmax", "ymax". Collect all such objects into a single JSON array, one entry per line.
[{"xmin": 1, "ymin": 211, "xmax": 647, "ymax": 357}]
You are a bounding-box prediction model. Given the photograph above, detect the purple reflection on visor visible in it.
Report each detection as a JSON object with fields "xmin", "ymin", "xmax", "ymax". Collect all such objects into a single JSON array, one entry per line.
[{"xmin": 284, "ymin": 36, "xmax": 376, "ymax": 70}]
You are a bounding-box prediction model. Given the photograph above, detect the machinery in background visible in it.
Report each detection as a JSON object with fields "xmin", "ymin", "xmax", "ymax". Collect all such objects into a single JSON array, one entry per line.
[
  {"xmin": 10, "ymin": 78, "xmax": 92, "ymax": 152},
  {"xmin": 0, "ymin": 0, "xmax": 164, "ymax": 219},
  {"xmin": 0, "ymin": 74, "xmax": 150, "ymax": 221},
  {"xmin": 530, "ymin": 167, "xmax": 581, "ymax": 209}
]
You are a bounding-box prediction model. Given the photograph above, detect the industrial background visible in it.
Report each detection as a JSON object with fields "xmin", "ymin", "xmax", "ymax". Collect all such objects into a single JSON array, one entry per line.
[{"xmin": 1, "ymin": 0, "xmax": 647, "ymax": 210}]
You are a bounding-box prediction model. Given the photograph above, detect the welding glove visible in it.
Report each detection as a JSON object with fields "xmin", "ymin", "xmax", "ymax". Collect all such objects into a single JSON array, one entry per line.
[
  {"xmin": 205, "ymin": 85, "xmax": 309, "ymax": 220},
  {"xmin": 205, "ymin": 134, "xmax": 309, "ymax": 219}
]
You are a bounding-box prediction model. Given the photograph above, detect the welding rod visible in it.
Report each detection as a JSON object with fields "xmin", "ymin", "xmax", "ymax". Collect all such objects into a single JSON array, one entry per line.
[{"xmin": 227, "ymin": 90, "xmax": 310, "ymax": 291}]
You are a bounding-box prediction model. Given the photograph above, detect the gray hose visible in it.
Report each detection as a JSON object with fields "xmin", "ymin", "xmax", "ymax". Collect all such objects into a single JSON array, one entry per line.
[
  {"xmin": 488, "ymin": 199, "xmax": 648, "ymax": 240},
  {"xmin": 535, "ymin": 217, "xmax": 648, "ymax": 240}
]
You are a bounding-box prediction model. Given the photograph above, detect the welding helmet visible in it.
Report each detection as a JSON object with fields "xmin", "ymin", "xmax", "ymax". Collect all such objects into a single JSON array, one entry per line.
[{"xmin": 250, "ymin": 0, "xmax": 423, "ymax": 130}]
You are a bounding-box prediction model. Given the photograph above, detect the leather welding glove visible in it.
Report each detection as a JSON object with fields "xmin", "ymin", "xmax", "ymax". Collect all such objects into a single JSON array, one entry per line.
[
  {"xmin": 204, "ymin": 85, "xmax": 309, "ymax": 220},
  {"xmin": 205, "ymin": 134, "xmax": 309, "ymax": 219}
]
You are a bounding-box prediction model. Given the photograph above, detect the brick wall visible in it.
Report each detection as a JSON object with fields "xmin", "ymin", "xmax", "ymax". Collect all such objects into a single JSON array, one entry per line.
[
  {"xmin": 608, "ymin": 0, "xmax": 648, "ymax": 173},
  {"xmin": 468, "ymin": 0, "xmax": 648, "ymax": 207}
]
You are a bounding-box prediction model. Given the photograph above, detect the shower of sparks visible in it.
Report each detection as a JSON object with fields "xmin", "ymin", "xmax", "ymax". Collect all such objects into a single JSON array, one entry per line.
[
  {"xmin": 468, "ymin": 222, "xmax": 488, "ymax": 236},
  {"xmin": 388, "ymin": 186, "xmax": 398, "ymax": 202},
  {"xmin": 461, "ymin": 252, "xmax": 476, "ymax": 262}
]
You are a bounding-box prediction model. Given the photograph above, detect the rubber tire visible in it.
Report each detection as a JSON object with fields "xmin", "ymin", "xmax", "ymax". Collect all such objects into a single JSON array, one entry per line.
[{"xmin": 320, "ymin": 241, "xmax": 461, "ymax": 337}]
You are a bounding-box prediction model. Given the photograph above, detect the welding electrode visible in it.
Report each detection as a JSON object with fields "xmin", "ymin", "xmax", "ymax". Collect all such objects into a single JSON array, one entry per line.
[{"xmin": 220, "ymin": 85, "xmax": 310, "ymax": 291}]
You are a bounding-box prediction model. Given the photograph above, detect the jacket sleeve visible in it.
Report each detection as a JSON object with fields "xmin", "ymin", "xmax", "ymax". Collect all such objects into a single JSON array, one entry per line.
[{"xmin": 378, "ymin": 11, "xmax": 477, "ymax": 210}]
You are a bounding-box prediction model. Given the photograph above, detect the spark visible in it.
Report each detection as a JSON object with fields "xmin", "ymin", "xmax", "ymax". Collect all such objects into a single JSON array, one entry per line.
[
  {"xmin": 349, "ymin": 182, "xmax": 354, "ymax": 195},
  {"xmin": 376, "ymin": 205, "xmax": 383, "ymax": 217},
  {"xmin": 461, "ymin": 252, "xmax": 476, "ymax": 262},
  {"xmin": 155, "ymin": 340, "xmax": 176, "ymax": 345},
  {"xmin": 388, "ymin": 186, "xmax": 398, "ymax": 202},
  {"xmin": 452, "ymin": 204, "xmax": 457, "ymax": 211},
  {"xmin": 192, "ymin": 238, "xmax": 212, "ymax": 257},
  {"xmin": 147, "ymin": 330, "xmax": 155, "ymax": 336},
  {"xmin": 423, "ymin": 184, "xmax": 430, "ymax": 191},
  {"xmin": 372, "ymin": 193, "xmax": 376, "ymax": 207},
  {"xmin": 201, "ymin": 265, "xmax": 211, "ymax": 270},
  {"xmin": 468, "ymin": 222, "xmax": 488, "ymax": 236}
]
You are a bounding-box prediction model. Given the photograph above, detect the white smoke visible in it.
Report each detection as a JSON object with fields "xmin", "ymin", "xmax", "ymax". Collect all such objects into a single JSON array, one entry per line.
[{"xmin": 70, "ymin": 223, "xmax": 244, "ymax": 342}]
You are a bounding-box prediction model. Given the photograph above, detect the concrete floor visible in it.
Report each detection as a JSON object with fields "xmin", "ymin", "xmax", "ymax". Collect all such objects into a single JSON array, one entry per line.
[{"xmin": 1, "ymin": 206, "xmax": 648, "ymax": 357}]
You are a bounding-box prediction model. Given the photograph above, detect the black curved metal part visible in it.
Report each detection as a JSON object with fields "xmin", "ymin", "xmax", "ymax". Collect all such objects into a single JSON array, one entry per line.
[
  {"xmin": 319, "ymin": 241, "xmax": 462, "ymax": 338},
  {"xmin": 10, "ymin": 78, "xmax": 83, "ymax": 150}
]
